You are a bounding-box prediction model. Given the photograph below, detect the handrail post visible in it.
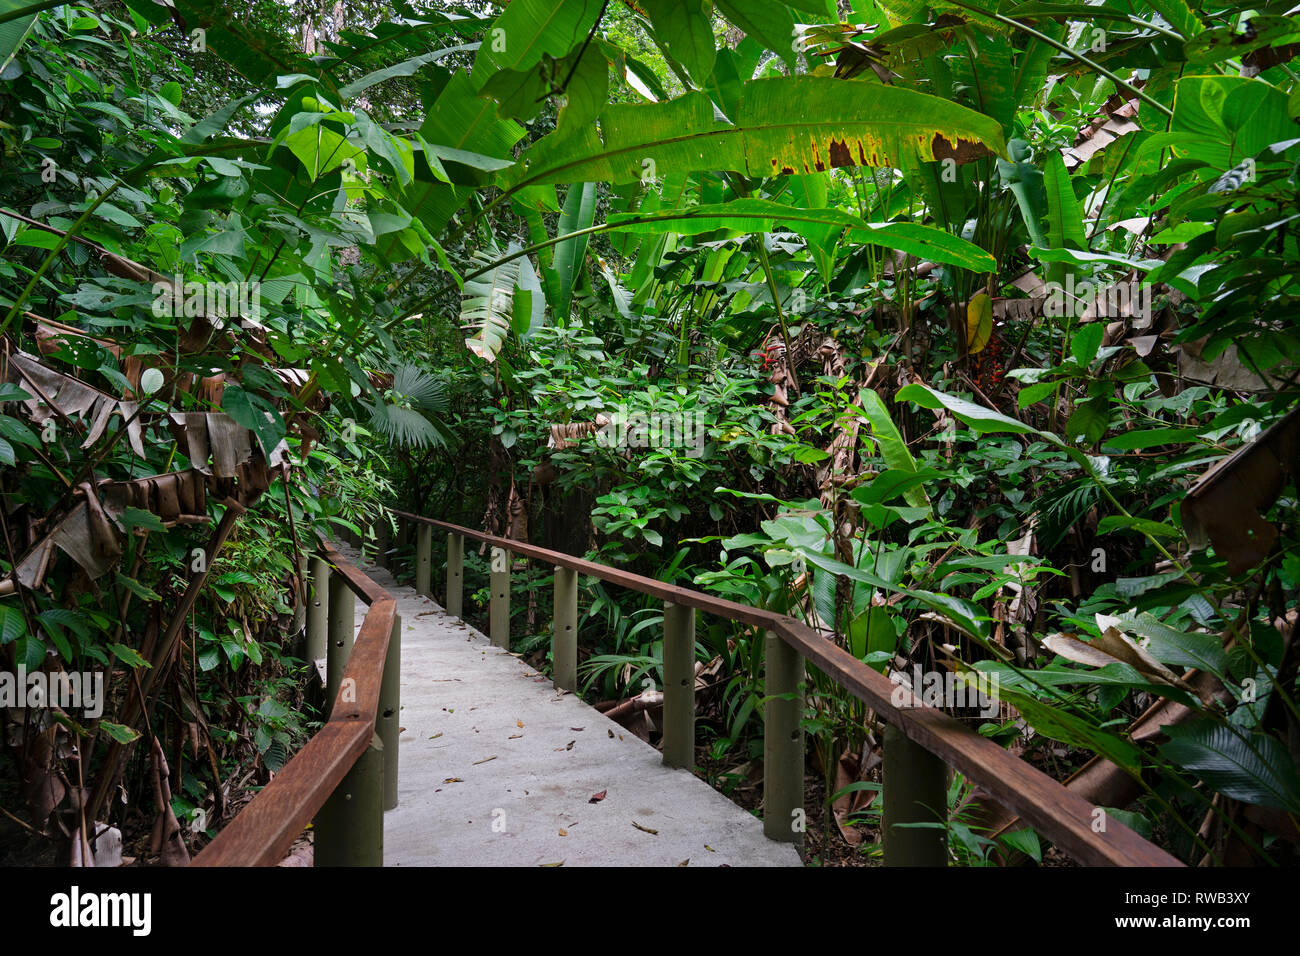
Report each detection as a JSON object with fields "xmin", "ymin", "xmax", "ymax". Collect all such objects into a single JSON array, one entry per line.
[
  {"xmin": 490, "ymin": 545, "xmax": 510, "ymax": 649},
  {"xmin": 306, "ymin": 555, "xmax": 329, "ymax": 666},
  {"xmin": 662, "ymin": 600, "xmax": 695, "ymax": 769},
  {"xmin": 763, "ymin": 630, "xmax": 804, "ymax": 847},
  {"xmin": 378, "ymin": 612, "xmax": 401, "ymax": 811},
  {"xmin": 882, "ymin": 723, "xmax": 949, "ymax": 866},
  {"xmin": 314, "ymin": 734, "xmax": 384, "ymax": 866},
  {"xmin": 375, "ymin": 517, "xmax": 391, "ymax": 569},
  {"xmin": 325, "ymin": 575, "xmax": 355, "ymax": 713},
  {"xmin": 446, "ymin": 531, "xmax": 464, "ymax": 617},
  {"xmin": 553, "ymin": 566, "xmax": 577, "ymax": 692},
  {"xmin": 415, "ymin": 523, "xmax": 432, "ymax": 598}
]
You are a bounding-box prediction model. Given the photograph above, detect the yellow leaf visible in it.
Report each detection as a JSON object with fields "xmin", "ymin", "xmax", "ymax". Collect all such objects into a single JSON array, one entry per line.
[{"xmin": 966, "ymin": 292, "xmax": 992, "ymax": 355}]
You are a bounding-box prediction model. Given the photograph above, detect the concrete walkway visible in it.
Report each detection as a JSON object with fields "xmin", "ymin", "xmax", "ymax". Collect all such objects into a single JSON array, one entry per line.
[{"xmin": 343, "ymin": 553, "xmax": 801, "ymax": 867}]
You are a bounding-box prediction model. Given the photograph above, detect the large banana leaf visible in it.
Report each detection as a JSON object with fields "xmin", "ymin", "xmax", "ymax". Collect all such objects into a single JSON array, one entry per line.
[
  {"xmin": 471, "ymin": 0, "xmax": 605, "ymax": 90},
  {"xmin": 407, "ymin": 72, "xmax": 525, "ymax": 234},
  {"xmin": 640, "ymin": 0, "xmax": 716, "ymax": 86},
  {"xmin": 0, "ymin": 0, "xmax": 39, "ymax": 73},
  {"xmin": 1042, "ymin": 150, "xmax": 1086, "ymax": 284},
  {"xmin": 462, "ymin": 250, "xmax": 522, "ymax": 362},
  {"xmin": 552, "ymin": 182, "xmax": 597, "ymax": 321},
  {"xmin": 501, "ymin": 76, "xmax": 1008, "ymax": 193}
]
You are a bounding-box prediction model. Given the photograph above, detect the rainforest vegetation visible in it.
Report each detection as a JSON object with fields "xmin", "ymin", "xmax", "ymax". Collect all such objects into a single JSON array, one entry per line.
[{"xmin": 1, "ymin": 0, "xmax": 1298, "ymax": 867}]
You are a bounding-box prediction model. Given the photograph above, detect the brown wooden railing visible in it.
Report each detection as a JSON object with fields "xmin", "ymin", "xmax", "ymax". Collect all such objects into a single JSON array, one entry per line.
[
  {"xmin": 192, "ymin": 511, "xmax": 1182, "ymax": 867},
  {"xmin": 192, "ymin": 539, "xmax": 399, "ymax": 867}
]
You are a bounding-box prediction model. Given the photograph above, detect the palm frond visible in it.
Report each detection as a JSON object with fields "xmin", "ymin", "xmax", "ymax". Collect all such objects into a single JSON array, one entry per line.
[
  {"xmin": 367, "ymin": 402, "xmax": 443, "ymax": 450},
  {"xmin": 391, "ymin": 363, "xmax": 448, "ymax": 413}
]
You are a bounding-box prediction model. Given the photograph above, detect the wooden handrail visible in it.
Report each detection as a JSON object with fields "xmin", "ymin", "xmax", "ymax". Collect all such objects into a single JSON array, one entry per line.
[
  {"xmin": 395, "ymin": 510, "xmax": 1183, "ymax": 868},
  {"xmin": 192, "ymin": 540, "xmax": 394, "ymax": 867}
]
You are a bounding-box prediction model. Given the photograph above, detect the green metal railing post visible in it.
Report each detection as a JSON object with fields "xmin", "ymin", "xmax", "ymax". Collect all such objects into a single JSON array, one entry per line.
[
  {"xmin": 325, "ymin": 578, "xmax": 354, "ymax": 713},
  {"xmin": 446, "ymin": 531, "xmax": 464, "ymax": 617},
  {"xmin": 375, "ymin": 518, "xmax": 391, "ymax": 569},
  {"xmin": 763, "ymin": 630, "xmax": 804, "ymax": 847},
  {"xmin": 415, "ymin": 523, "xmax": 432, "ymax": 598},
  {"xmin": 553, "ymin": 566, "xmax": 577, "ymax": 692},
  {"xmin": 314, "ymin": 734, "xmax": 384, "ymax": 866},
  {"xmin": 662, "ymin": 600, "xmax": 695, "ymax": 769},
  {"xmin": 378, "ymin": 612, "xmax": 401, "ymax": 811},
  {"xmin": 306, "ymin": 556, "xmax": 329, "ymax": 665},
  {"xmin": 490, "ymin": 546, "xmax": 509, "ymax": 649},
  {"xmin": 883, "ymin": 723, "xmax": 949, "ymax": 866}
]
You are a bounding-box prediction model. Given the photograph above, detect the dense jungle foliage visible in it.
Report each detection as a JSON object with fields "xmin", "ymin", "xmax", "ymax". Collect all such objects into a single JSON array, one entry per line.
[{"xmin": 0, "ymin": 0, "xmax": 1298, "ymax": 867}]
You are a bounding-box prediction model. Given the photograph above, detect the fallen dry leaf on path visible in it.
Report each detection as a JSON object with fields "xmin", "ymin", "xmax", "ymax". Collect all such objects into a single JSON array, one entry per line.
[
  {"xmin": 632, "ymin": 821, "xmax": 658, "ymax": 835},
  {"xmin": 589, "ymin": 790, "xmax": 607, "ymax": 803}
]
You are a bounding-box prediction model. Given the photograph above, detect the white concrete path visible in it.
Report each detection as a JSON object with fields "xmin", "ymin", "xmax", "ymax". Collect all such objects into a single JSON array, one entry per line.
[{"xmin": 344, "ymin": 553, "xmax": 801, "ymax": 867}]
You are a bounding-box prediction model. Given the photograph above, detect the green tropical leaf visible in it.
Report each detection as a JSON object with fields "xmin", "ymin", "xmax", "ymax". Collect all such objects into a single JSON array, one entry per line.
[
  {"xmin": 605, "ymin": 200, "xmax": 996, "ymax": 271},
  {"xmin": 502, "ymin": 76, "xmax": 1008, "ymax": 192},
  {"xmin": 858, "ymin": 388, "xmax": 929, "ymax": 508},
  {"xmin": 552, "ymin": 182, "xmax": 596, "ymax": 320},
  {"xmin": 462, "ymin": 248, "xmax": 522, "ymax": 362},
  {"xmin": 1161, "ymin": 720, "xmax": 1300, "ymax": 812},
  {"xmin": 641, "ymin": 0, "xmax": 716, "ymax": 85}
]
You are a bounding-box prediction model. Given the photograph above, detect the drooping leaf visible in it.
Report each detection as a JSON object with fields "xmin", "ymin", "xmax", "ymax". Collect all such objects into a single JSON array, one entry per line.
[
  {"xmin": 462, "ymin": 249, "xmax": 522, "ymax": 362},
  {"xmin": 502, "ymin": 76, "xmax": 1008, "ymax": 192}
]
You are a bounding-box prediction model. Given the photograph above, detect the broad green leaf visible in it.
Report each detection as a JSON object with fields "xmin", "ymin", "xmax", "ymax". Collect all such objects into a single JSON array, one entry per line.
[
  {"xmin": 1102, "ymin": 427, "xmax": 1200, "ymax": 450},
  {"xmin": 1161, "ymin": 721, "xmax": 1300, "ymax": 812},
  {"xmin": 553, "ymin": 182, "xmax": 596, "ymax": 320},
  {"xmin": 283, "ymin": 125, "xmax": 364, "ymax": 179},
  {"xmin": 896, "ymin": 383, "xmax": 1041, "ymax": 436},
  {"xmin": 513, "ymin": 254, "xmax": 546, "ymax": 338},
  {"xmin": 1070, "ymin": 322, "xmax": 1104, "ymax": 366},
  {"xmin": 1170, "ymin": 76, "xmax": 1295, "ymax": 171},
  {"xmin": 716, "ymin": 0, "xmax": 797, "ymax": 70},
  {"xmin": 0, "ymin": 0, "xmax": 39, "ymax": 73},
  {"xmin": 503, "ymin": 76, "xmax": 1008, "ymax": 192},
  {"xmin": 1043, "ymin": 149, "xmax": 1085, "ymax": 284},
  {"xmin": 221, "ymin": 384, "xmax": 285, "ymax": 455},
  {"xmin": 990, "ymin": 679, "xmax": 1144, "ymax": 771},
  {"xmin": 471, "ymin": 0, "xmax": 605, "ymax": 89},
  {"xmin": 1097, "ymin": 515, "xmax": 1181, "ymax": 538},
  {"xmin": 859, "ymin": 388, "xmax": 929, "ymax": 507},
  {"xmin": 641, "ymin": 0, "xmax": 715, "ymax": 85},
  {"xmin": 0, "ymin": 603, "xmax": 26, "ymax": 644}
]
